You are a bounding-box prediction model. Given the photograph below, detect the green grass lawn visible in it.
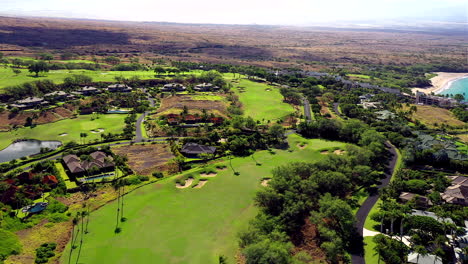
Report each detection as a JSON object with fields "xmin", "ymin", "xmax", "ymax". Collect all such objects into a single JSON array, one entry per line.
[
  {"xmin": 0, "ymin": 229, "xmax": 22, "ymax": 259},
  {"xmin": 60, "ymin": 134, "xmax": 345, "ymax": 264},
  {"xmin": 364, "ymin": 236, "xmax": 383, "ymax": 264},
  {"xmin": 0, "ymin": 66, "xmax": 210, "ymax": 90},
  {"xmin": 232, "ymin": 79, "xmax": 294, "ymax": 121},
  {"xmin": 0, "ymin": 68, "xmax": 159, "ymax": 90},
  {"xmin": 55, "ymin": 162, "xmax": 77, "ymax": 189},
  {"xmin": 348, "ymin": 74, "xmax": 371, "ymax": 79},
  {"xmin": 0, "ymin": 114, "xmax": 127, "ymax": 150}
]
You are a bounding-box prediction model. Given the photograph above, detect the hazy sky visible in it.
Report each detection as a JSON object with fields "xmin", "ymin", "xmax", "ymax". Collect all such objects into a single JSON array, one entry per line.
[{"xmin": 1, "ymin": 0, "xmax": 466, "ymax": 25}]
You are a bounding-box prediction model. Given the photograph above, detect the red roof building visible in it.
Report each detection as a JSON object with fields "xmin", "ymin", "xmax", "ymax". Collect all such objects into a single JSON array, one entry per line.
[{"xmin": 42, "ymin": 175, "xmax": 58, "ymax": 185}]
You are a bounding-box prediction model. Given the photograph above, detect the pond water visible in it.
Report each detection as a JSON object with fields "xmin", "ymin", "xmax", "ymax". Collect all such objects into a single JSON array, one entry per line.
[{"xmin": 0, "ymin": 140, "xmax": 62, "ymax": 163}]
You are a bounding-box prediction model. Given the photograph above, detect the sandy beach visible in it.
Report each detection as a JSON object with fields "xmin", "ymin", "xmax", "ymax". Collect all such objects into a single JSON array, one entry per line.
[{"xmin": 412, "ymin": 72, "xmax": 468, "ymax": 95}]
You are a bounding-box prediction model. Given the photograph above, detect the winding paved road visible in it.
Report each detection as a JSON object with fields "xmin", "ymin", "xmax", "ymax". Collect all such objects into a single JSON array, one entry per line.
[
  {"xmin": 302, "ymin": 98, "xmax": 312, "ymax": 123},
  {"xmin": 135, "ymin": 93, "xmax": 155, "ymax": 142},
  {"xmin": 351, "ymin": 142, "xmax": 398, "ymax": 264},
  {"xmin": 332, "ymin": 102, "xmax": 345, "ymax": 119}
]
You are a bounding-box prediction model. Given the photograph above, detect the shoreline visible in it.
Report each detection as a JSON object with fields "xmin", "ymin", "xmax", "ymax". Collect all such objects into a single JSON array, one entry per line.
[{"xmin": 412, "ymin": 72, "xmax": 468, "ymax": 95}]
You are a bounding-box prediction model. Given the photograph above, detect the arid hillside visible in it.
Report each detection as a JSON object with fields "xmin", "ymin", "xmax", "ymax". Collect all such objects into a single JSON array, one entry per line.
[{"xmin": 0, "ymin": 16, "xmax": 466, "ymax": 69}]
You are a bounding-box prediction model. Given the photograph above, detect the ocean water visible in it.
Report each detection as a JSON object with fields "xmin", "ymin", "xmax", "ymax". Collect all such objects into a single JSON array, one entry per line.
[{"xmin": 438, "ymin": 77, "xmax": 468, "ymax": 99}]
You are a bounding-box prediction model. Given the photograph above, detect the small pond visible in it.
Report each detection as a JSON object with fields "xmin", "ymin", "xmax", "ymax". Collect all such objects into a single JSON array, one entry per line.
[{"xmin": 0, "ymin": 140, "xmax": 62, "ymax": 163}]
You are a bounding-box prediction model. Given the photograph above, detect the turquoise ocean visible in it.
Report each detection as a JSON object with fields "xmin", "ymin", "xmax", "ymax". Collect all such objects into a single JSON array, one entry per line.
[{"xmin": 437, "ymin": 77, "xmax": 468, "ymax": 99}]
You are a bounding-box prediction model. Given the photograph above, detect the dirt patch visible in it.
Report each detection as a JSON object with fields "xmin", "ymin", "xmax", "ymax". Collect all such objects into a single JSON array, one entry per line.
[
  {"xmin": 320, "ymin": 150, "xmax": 329, "ymax": 155},
  {"xmin": 200, "ymin": 172, "xmax": 217, "ymax": 177},
  {"xmin": 176, "ymin": 178, "xmax": 194, "ymax": 189},
  {"xmin": 291, "ymin": 218, "xmax": 326, "ymax": 261},
  {"xmin": 156, "ymin": 94, "xmax": 228, "ymax": 118},
  {"xmin": 261, "ymin": 179, "xmax": 271, "ymax": 186},
  {"xmin": 333, "ymin": 149, "xmax": 345, "ymax": 155},
  {"xmin": 193, "ymin": 180, "xmax": 208, "ymax": 189},
  {"xmin": 112, "ymin": 144, "xmax": 175, "ymax": 175}
]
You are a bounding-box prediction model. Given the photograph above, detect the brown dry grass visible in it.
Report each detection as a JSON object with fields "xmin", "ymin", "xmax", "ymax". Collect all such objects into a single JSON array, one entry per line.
[
  {"xmin": 112, "ymin": 143, "xmax": 175, "ymax": 175},
  {"xmin": 156, "ymin": 94, "xmax": 228, "ymax": 118},
  {"xmin": 291, "ymin": 218, "xmax": 327, "ymax": 263},
  {"xmin": 0, "ymin": 16, "xmax": 465, "ymax": 70},
  {"xmin": 454, "ymin": 134, "xmax": 468, "ymax": 144},
  {"xmin": 405, "ymin": 104, "xmax": 466, "ymax": 128},
  {"xmin": 7, "ymin": 220, "xmax": 73, "ymax": 264},
  {"xmin": 0, "ymin": 105, "xmax": 75, "ymax": 131}
]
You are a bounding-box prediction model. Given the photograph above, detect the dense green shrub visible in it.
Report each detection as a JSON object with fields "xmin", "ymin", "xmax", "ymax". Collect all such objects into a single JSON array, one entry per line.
[{"xmin": 34, "ymin": 242, "xmax": 56, "ymax": 264}]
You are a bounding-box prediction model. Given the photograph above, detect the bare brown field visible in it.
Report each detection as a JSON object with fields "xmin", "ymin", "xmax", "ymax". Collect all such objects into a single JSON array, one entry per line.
[
  {"xmin": 0, "ymin": 16, "xmax": 466, "ymax": 69},
  {"xmin": 112, "ymin": 143, "xmax": 175, "ymax": 175},
  {"xmin": 0, "ymin": 105, "xmax": 75, "ymax": 131},
  {"xmin": 405, "ymin": 104, "xmax": 466, "ymax": 128},
  {"xmin": 156, "ymin": 94, "xmax": 228, "ymax": 117},
  {"xmin": 456, "ymin": 134, "xmax": 468, "ymax": 144}
]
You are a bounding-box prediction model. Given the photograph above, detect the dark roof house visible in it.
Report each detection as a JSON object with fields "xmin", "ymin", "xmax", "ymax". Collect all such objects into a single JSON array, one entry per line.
[
  {"xmin": 161, "ymin": 83, "xmax": 186, "ymax": 92},
  {"xmin": 63, "ymin": 152, "xmax": 114, "ymax": 175},
  {"xmin": 194, "ymin": 83, "xmax": 220, "ymax": 91},
  {"xmin": 107, "ymin": 84, "xmax": 132, "ymax": 93},
  {"xmin": 181, "ymin": 143, "xmax": 216, "ymax": 156}
]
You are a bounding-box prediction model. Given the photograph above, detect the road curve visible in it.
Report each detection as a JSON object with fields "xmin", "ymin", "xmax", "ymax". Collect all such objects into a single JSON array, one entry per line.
[
  {"xmin": 333, "ymin": 102, "xmax": 345, "ymax": 119},
  {"xmin": 135, "ymin": 93, "xmax": 155, "ymax": 142},
  {"xmin": 351, "ymin": 142, "xmax": 398, "ymax": 264}
]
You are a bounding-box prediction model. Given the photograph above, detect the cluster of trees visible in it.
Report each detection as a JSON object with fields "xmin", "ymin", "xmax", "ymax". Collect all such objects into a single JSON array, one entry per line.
[
  {"xmin": 122, "ymin": 113, "xmax": 137, "ymax": 138},
  {"xmin": 298, "ymin": 119, "xmax": 387, "ymax": 160},
  {"xmin": 34, "ymin": 242, "xmax": 57, "ymax": 264},
  {"xmin": 111, "ymin": 63, "xmax": 147, "ymax": 71},
  {"xmin": 452, "ymin": 106, "xmax": 468, "ymax": 122},
  {"xmin": 239, "ymin": 142, "xmax": 385, "ymax": 263}
]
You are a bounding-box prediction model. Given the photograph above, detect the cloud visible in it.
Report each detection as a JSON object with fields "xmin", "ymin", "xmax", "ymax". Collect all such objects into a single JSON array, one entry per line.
[{"xmin": 2, "ymin": 0, "xmax": 466, "ymax": 25}]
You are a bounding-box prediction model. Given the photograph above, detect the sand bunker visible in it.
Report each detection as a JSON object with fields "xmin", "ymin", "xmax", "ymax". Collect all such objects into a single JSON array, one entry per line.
[
  {"xmin": 200, "ymin": 172, "xmax": 217, "ymax": 177},
  {"xmin": 176, "ymin": 178, "xmax": 194, "ymax": 189},
  {"xmin": 90, "ymin": 128, "xmax": 105, "ymax": 133},
  {"xmin": 261, "ymin": 179, "xmax": 271, "ymax": 186},
  {"xmin": 193, "ymin": 180, "xmax": 208, "ymax": 189},
  {"xmin": 59, "ymin": 133, "xmax": 68, "ymax": 136},
  {"xmin": 333, "ymin": 149, "xmax": 346, "ymax": 155},
  {"xmin": 320, "ymin": 151, "xmax": 329, "ymax": 155},
  {"xmin": 297, "ymin": 143, "xmax": 307, "ymax": 149}
]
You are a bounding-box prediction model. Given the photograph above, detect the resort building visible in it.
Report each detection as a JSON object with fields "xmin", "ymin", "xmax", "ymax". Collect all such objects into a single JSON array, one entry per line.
[
  {"xmin": 194, "ymin": 83, "xmax": 220, "ymax": 92},
  {"xmin": 63, "ymin": 151, "xmax": 115, "ymax": 175},
  {"xmin": 441, "ymin": 176, "xmax": 468, "ymax": 206},
  {"xmin": 10, "ymin": 97, "xmax": 47, "ymax": 109},
  {"xmin": 161, "ymin": 83, "xmax": 186, "ymax": 92},
  {"xmin": 107, "ymin": 84, "xmax": 133, "ymax": 93},
  {"xmin": 74, "ymin": 86, "xmax": 100, "ymax": 96},
  {"xmin": 180, "ymin": 143, "xmax": 216, "ymax": 157},
  {"xmin": 415, "ymin": 91, "xmax": 458, "ymax": 108}
]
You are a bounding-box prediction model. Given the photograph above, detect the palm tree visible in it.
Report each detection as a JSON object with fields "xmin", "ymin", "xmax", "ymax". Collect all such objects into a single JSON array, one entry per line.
[
  {"xmin": 120, "ymin": 179, "xmax": 126, "ymax": 222},
  {"xmin": 399, "ymin": 204, "xmax": 411, "ymax": 241},
  {"xmin": 413, "ymin": 245, "xmax": 428, "ymax": 264},
  {"xmin": 113, "ymin": 180, "xmax": 121, "ymax": 232},
  {"xmin": 68, "ymin": 215, "xmax": 79, "ymax": 264},
  {"xmin": 75, "ymin": 210, "xmax": 86, "ymax": 264}
]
